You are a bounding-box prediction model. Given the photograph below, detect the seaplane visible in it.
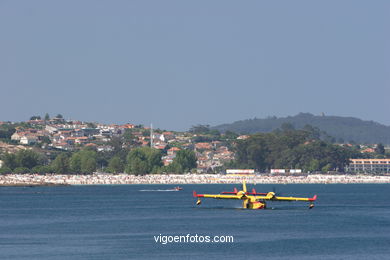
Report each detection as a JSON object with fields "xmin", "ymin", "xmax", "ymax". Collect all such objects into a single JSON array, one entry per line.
[{"xmin": 193, "ymin": 181, "xmax": 317, "ymax": 209}]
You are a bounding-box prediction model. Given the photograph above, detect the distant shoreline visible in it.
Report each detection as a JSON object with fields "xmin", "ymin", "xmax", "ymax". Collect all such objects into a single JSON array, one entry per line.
[{"xmin": 1, "ymin": 173, "xmax": 390, "ymax": 186}]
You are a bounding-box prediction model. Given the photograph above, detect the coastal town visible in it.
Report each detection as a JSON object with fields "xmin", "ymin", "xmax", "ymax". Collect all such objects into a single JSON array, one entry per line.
[
  {"xmin": 0, "ymin": 114, "xmax": 235, "ymax": 174},
  {"xmin": 1, "ymin": 114, "xmax": 390, "ymax": 185}
]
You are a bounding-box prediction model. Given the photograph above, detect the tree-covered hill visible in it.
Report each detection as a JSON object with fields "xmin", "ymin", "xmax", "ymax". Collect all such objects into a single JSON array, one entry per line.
[{"xmin": 212, "ymin": 113, "xmax": 390, "ymax": 144}]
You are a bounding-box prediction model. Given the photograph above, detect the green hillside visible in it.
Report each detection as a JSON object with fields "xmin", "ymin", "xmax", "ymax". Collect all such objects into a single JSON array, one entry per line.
[{"xmin": 213, "ymin": 113, "xmax": 390, "ymax": 144}]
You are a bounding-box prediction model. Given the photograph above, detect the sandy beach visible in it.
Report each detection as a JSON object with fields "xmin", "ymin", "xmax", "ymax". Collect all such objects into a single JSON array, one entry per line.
[{"xmin": 1, "ymin": 173, "xmax": 390, "ymax": 186}]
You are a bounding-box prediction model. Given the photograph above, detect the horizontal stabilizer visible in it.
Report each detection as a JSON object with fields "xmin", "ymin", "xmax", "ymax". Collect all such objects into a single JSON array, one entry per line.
[
  {"xmin": 247, "ymin": 192, "xmax": 268, "ymax": 195},
  {"xmin": 193, "ymin": 191, "xmax": 204, "ymax": 198}
]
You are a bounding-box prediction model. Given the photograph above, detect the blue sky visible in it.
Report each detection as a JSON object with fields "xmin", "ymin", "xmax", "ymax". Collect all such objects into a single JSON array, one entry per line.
[{"xmin": 1, "ymin": 1, "xmax": 389, "ymax": 130}]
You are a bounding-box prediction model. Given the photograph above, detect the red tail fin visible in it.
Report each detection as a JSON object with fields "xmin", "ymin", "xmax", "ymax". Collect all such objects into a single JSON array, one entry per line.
[
  {"xmin": 193, "ymin": 191, "xmax": 197, "ymax": 197},
  {"xmin": 309, "ymin": 195, "xmax": 317, "ymax": 201},
  {"xmin": 234, "ymin": 187, "xmax": 238, "ymax": 193}
]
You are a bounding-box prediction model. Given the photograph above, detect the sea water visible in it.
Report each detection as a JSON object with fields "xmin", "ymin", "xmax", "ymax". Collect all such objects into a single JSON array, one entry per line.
[{"xmin": 0, "ymin": 184, "xmax": 389, "ymax": 259}]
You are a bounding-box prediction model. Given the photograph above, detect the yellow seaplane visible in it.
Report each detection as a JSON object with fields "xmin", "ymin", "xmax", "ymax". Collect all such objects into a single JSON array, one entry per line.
[{"xmin": 193, "ymin": 181, "xmax": 317, "ymax": 209}]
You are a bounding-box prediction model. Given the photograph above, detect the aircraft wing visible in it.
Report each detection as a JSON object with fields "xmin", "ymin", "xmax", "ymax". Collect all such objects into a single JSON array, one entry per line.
[
  {"xmin": 256, "ymin": 194, "xmax": 317, "ymax": 202},
  {"xmin": 193, "ymin": 191, "xmax": 242, "ymax": 200}
]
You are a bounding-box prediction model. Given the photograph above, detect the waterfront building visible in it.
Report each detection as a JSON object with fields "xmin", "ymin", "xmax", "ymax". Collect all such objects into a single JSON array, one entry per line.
[{"xmin": 346, "ymin": 159, "xmax": 390, "ymax": 174}]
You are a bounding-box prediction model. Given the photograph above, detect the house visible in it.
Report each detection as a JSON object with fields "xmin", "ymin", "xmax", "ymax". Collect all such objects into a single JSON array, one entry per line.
[
  {"xmin": 211, "ymin": 141, "xmax": 222, "ymax": 148},
  {"xmin": 361, "ymin": 148, "xmax": 375, "ymax": 153},
  {"xmin": 85, "ymin": 143, "xmax": 97, "ymax": 148},
  {"xmin": 162, "ymin": 131, "xmax": 175, "ymax": 141},
  {"xmin": 162, "ymin": 155, "xmax": 176, "ymax": 166},
  {"xmin": 20, "ymin": 135, "xmax": 38, "ymax": 145},
  {"xmin": 53, "ymin": 142, "xmax": 72, "ymax": 151},
  {"xmin": 152, "ymin": 133, "xmax": 165, "ymax": 143},
  {"xmin": 64, "ymin": 137, "xmax": 76, "ymax": 145},
  {"xmin": 153, "ymin": 143, "xmax": 167, "ymax": 150},
  {"xmin": 167, "ymin": 147, "xmax": 181, "ymax": 156},
  {"xmin": 58, "ymin": 130, "xmax": 72, "ymax": 139},
  {"xmin": 97, "ymin": 145, "xmax": 114, "ymax": 152},
  {"xmin": 122, "ymin": 123, "xmax": 135, "ymax": 129},
  {"xmin": 11, "ymin": 129, "xmax": 38, "ymax": 141},
  {"xmin": 45, "ymin": 125, "xmax": 59, "ymax": 134},
  {"xmin": 28, "ymin": 119, "xmax": 45, "ymax": 125},
  {"xmin": 11, "ymin": 132, "xmax": 24, "ymax": 141},
  {"xmin": 51, "ymin": 133, "xmax": 62, "ymax": 143},
  {"xmin": 195, "ymin": 142, "xmax": 212, "ymax": 150},
  {"xmin": 71, "ymin": 129, "xmax": 85, "ymax": 137},
  {"xmin": 75, "ymin": 136, "xmax": 89, "ymax": 145}
]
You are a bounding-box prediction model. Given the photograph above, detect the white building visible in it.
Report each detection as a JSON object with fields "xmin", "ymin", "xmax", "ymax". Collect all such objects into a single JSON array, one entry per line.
[{"xmin": 20, "ymin": 135, "xmax": 38, "ymax": 145}]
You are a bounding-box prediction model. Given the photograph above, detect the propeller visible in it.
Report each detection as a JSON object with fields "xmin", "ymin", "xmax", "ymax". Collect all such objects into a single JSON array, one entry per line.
[
  {"xmin": 237, "ymin": 191, "xmax": 247, "ymax": 199},
  {"xmin": 272, "ymin": 187, "xmax": 283, "ymax": 197}
]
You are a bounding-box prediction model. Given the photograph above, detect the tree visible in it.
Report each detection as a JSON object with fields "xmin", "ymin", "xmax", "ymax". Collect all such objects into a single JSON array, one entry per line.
[
  {"xmin": 69, "ymin": 149, "xmax": 97, "ymax": 173},
  {"xmin": 30, "ymin": 115, "xmax": 41, "ymax": 120},
  {"xmin": 189, "ymin": 124, "xmax": 210, "ymax": 134},
  {"xmin": 51, "ymin": 153, "xmax": 70, "ymax": 174},
  {"xmin": 224, "ymin": 131, "xmax": 239, "ymax": 140},
  {"xmin": 86, "ymin": 122, "xmax": 97, "ymax": 128},
  {"xmin": 13, "ymin": 167, "xmax": 30, "ymax": 174},
  {"xmin": 375, "ymin": 143, "xmax": 385, "ymax": 155},
  {"xmin": 321, "ymin": 163, "xmax": 332, "ymax": 173},
  {"xmin": 1, "ymin": 153, "xmax": 18, "ymax": 170},
  {"xmin": 56, "ymin": 114, "xmax": 63, "ymax": 119},
  {"xmin": 234, "ymin": 134, "xmax": 269, "ymax": 170},
  {"xmin": 32, "ymin": 165, "xmax": 52, "ymax": 174},
  {"xmin": 127, "ymin": 157, "xmax": 149, "ymax": 174},
  {"xmin": 302, "ymin": 124, "xmax": 321, "ymax": 140},
  {"xmin": 122, "ymin": 129, "xmax": 136, "ymax": 146},
  {"xmin": 108, "ymin": 156, "xmax": 124, "ymax": 173},
  {"xmin": 69, "ymin": 152, "xmax": 82, "ymax": 173},
  {"xmin": 170, "ymin": 149, "xmax": 197, "ymax": 173},
  {"xmin": 0, "ymin": 167, "xmax": 12, "ymax": 174},
  {"xmin": 44, "ymin": 113, "xmax": 50, "ymax": 121},
  {"xmin": 280, "ymin": 123, "xmax": 295, "ymax": 132},
  {"xmin": 109, "ymin": 136, "xmax": 125, "ymax": 154},
  {"xmin": 165, "ymin": 161, "xmax": 183, "ymax": 174},
  {"xmin": 142, "ymin": 129, "xmax": 150, "ymax": 137},
  {"xmin": 82, "ymin": 156, "xmax": 97, "ymax": 173},
  {"xmin": 307, "ymin": 159, "xmax": 320, "ymax": 173},
  {"xmin": 0, "ymin": 124, "xmax": 16, "ymax": 139},
  {"xmin": 40, "ymin": 136, "xmax": 51, "ymax": 144},
  {"xmin": 230, "ymin": 129, "xmax": 357, "ymax": 173},
  {"xmin": 15, "ymin": 150, "xmax": 44, "ymax": 169},
  {"xmin": 125, "ymin": 147, "xmax": 162, "ymax": 175}
]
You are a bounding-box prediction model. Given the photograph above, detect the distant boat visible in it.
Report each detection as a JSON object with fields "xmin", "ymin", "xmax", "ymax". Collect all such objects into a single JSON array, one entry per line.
[{"xmin": 139, "ymin": 186, "xmax": 183, "ymax": 192}]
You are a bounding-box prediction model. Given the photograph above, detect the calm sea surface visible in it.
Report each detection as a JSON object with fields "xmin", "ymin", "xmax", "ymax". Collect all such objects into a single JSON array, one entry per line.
[{"xmin": 0, "ymin": 184, "xmax": 390, "ymax": 260}]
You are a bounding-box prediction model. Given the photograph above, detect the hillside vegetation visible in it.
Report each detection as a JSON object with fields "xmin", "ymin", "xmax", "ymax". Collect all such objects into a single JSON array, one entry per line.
[
  {"xmin": 213, "ymin": 113, "xmax": 390, "ymax": 144},
  {"xmin": 227, "ymin": 128, "xmax": 360, "ymax": 172}
]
